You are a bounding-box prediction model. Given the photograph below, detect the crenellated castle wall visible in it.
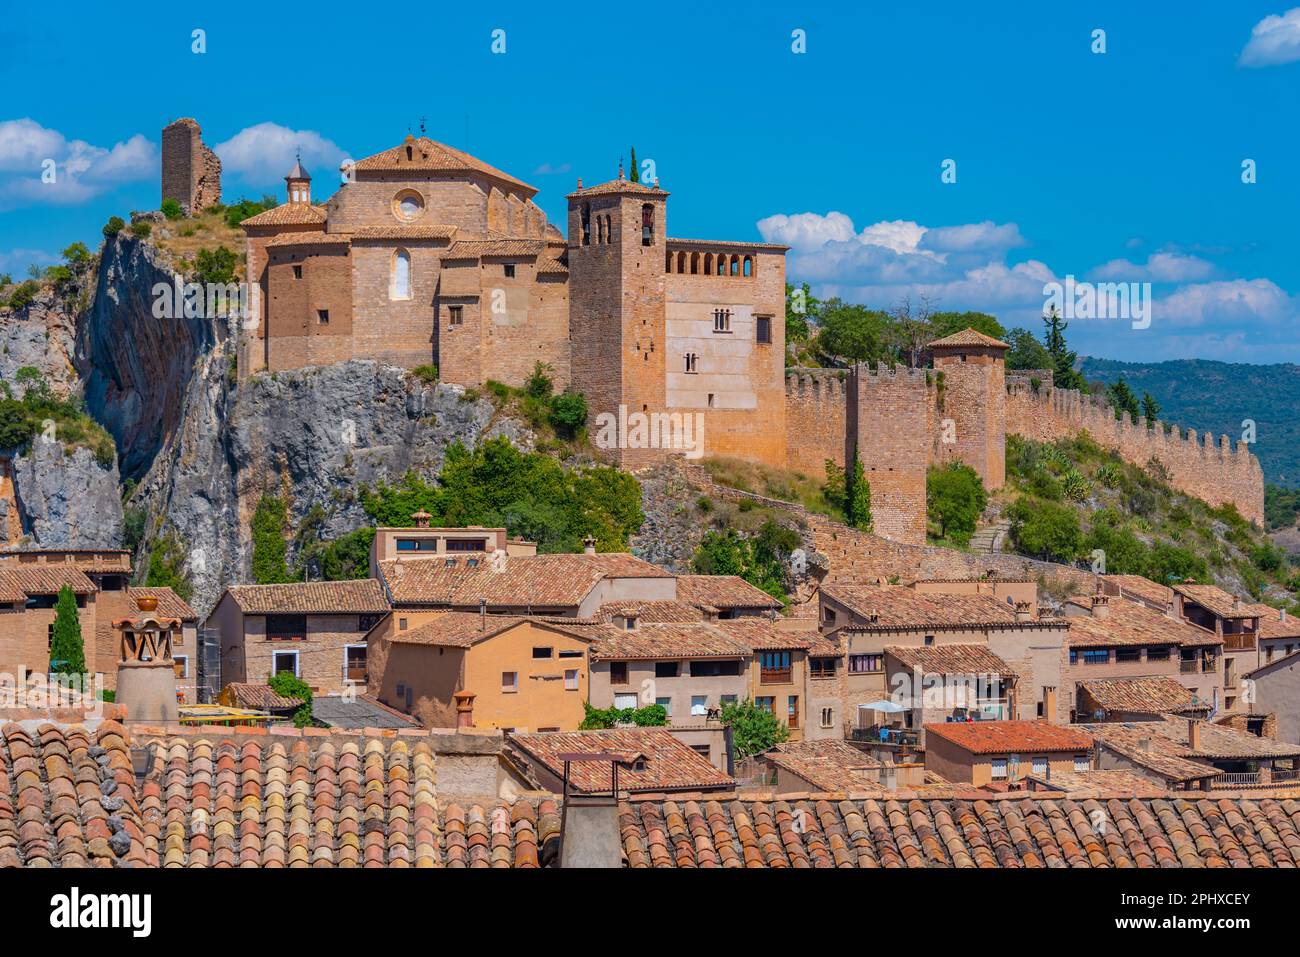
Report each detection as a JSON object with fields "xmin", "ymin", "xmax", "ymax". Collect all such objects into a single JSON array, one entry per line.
[
  {"xmin": 785, "ymin": 369, "xmax": 848, "ymax": 470},
  {"xmin": 1004, "ymin": 383, "xmax": 1265, "ymax": 524}
]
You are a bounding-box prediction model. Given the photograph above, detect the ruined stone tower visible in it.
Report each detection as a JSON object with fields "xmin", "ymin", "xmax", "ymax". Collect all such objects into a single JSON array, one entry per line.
[
  {"xmin": 566, "ymin": 171, "xmax": 670, "ymax": 467},
  {"xmin": 161, "ymin": 118, "xmax": 222, "ymax": 213}
]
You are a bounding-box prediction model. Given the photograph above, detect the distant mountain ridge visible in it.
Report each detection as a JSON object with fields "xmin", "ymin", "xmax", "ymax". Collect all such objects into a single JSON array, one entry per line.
[{"xmin": 1080, "ymin": 357, "xmax": 1300, "ymax": 489}]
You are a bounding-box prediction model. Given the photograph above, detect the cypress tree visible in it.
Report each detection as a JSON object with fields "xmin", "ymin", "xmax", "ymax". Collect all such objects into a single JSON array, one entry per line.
[
  {"xmin": 629, "ymin": 146, "xmax": 639, "ymax": 183},
  {"xmin": 49, "ymin": 585, "xmax": 86, "ymax": 676},
  {"xmin": 846, "ymin": 450, "xmax": 873, "ymax": 530}
]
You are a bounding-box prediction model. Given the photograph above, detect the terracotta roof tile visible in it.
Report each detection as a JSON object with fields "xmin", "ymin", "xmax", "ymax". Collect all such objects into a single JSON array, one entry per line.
[
  {"xmin": 221, "ymin": 682, "xmax": 304, "ymax": 711},
  {"xmin": 666, "ymin": 236, "xmax": 790, "ymax": 251},
  {"xmin": 378, "ymin": 552, "xmax": 670, "ymax": 609},
  {"xmin": 225, "ymin": 580, "xmax": 390, "ymax": 615},
  {"xmin": 1259, "ymin": 606, "xmax": 1300, "ymax": 641},
  {"xmin": 239, "ymin": 204, "xmax": 328, "ymax": 228},
  {"xmin": 924, "ymin": 720, "xmax": 1095, "ymax": 755},
  {"xmin": 825, "ymin": 585, "xmax": 1023, "ymax": 630},
  {"xmin": 885, "ymin": 643, "xmax": 1012, "ymax": 675},
  {"xmin": 716, "ymin": 619, "xmax": 815, "ymax": 651},
  {"xmin": 762, "ymin": 740, "xmax": 886, "ymax": 792},
  {"xmin": 1083, "ymin": 715, "xmax": 1300, "ymax": 764},
  {"xmin": 1103, "ymin": 574, "xmax": 1173, "ymax": 609},
  {"xmin": 444, "ymin": 239, "xmax": 547, "ymax": 259},
  {"xmin": 927, "ymin": 328, "xmax": 1010, "ymax": 349},
  {"xmin": 0, "ymin": 721, "xmax": 148, "ymax": 868},
  {"xmin": 350, "ymin": 224, "xmax": 458, "ymax": 241},
  {"xmin": 509, "ymin": 729, "xmax": 734, "ymax": 793},
  {"xmin": 389, "ymin": 612, "xmax": 594, "ymax": 649},
  {"xmin": 352, "ymin": 135, "xmax": 535, "ymax": 194},
  {"xmin": 1174, "ymin": 583, "xmax": 1274, "ymax": 620},
  {"xmin": 676, "ymin": 575, "xmax": 782, "ymax": 611},
  {"xmin": 595, "ymin": 601, "xmax": 703, "ymax": 624},
  {"xmin": 1062, "ymin": 596, "xmax": 1220, "ymax": 647},
  {"xmin": 567, "ymin": 178, "xmax": 668, "ymax": 199},
  {"xmin": 0, "ymin": 566, "xmax": 97, "ymax": 600},
  {"xmin": 1078, "ymin": 676, "xmax": 1199, "ymax": 716}
]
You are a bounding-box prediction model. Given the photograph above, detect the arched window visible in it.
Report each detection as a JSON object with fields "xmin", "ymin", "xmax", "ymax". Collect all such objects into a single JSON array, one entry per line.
[
  {"xmin": 581, "ymin": 203, "xmax": 591, "ymax": 246},
  {"xmin": 743, "ymin": 255, "xmax": 754, "ymax": 277},
  {"xmin": 690, "ymin": 252, "xmax": 699, "ymax": 275},
  {"xmin": 677, "ymin": 251, "xmax": 687, "ymax": 273},
  {"xmin": 391, "ymin": 248, "xmax": 412, "ymax": 300},
  {"xmin": 730, "ymin": 254, "xmax": 740, "ymax": 276},
  {"xmin": 703, "ymin": 253, "xmax": 714, "ymax": 274},
  {"xmin": 641, "ymin": 203, "xmax": 655, "ymax": 246},
  {"xmin": 716, "ymin": 255, "xmax": 726, "ymax": 276},
  {"xmin": 665, "ymin": 250, "xmax": 673, "ymax": 272},
  {"xmin": 605, "ymin": 214, "xmax": 612, "ymax": 243}
]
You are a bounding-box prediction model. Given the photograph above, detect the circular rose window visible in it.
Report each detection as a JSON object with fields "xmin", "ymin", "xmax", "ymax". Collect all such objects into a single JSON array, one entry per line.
[{"xmin": 393, "ymin": 189, "xmax": 425, "ymax": 222}]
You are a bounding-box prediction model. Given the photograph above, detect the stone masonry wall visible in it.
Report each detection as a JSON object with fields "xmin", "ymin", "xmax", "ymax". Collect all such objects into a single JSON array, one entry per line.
[
  {"xmin": 1005, "ymin": 383, "xmax": 1265, "ymax": 524},
  {"xmin": 847, "ymin": 364, "xmax": 931, "ymax": 546},
  {"xmin": 161, "ymin": 118, "xmax": 221, "ymax": 213},
  {"xmin": 785, "ymin": 369, "xmax": 847, "ymax": 470}
]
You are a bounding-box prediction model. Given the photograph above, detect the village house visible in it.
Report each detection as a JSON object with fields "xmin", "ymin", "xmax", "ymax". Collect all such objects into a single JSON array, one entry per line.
[
  {"xmin": 208, "ymin": 580, "xmax": 390, "ymax": 696},
  {"xmin": 0, "ymin": 548, "xmax": 194, "ymax": 696},
  {"xmin": 923, "ymin": 720, "xmax": 1096, "ymax": 787},
  {"xmin": 366, "ymin": 519, "xmax": 536, "ymax": 578},
  {"xmin": 883, "ymin": 643, "xmax": 1022, "ymax": 743},
  {"xmin": 1081, "ymin": 715, "xmax": 1300, "ymax": 790},
  {"xmin": 506, "ymin": 728, "xmax": 735, "ymax": 795},
  {"xmin": 1075, "ymin": 675, "xmax": 1212, "ymax": 723},
  {"xmin": 753, "ymin": 738, "xmax": 889, "ymax": 793},
  {"xmin": 1171, "ymin": 583, "xmax": 1270, "ymax": 711},
  {"xmin": 1061, "ymin": 593, "xmax": 1226, "ymax": 717},
  {"xmin": 367, "ymin": 612, "xmax": 594, "ymax": 730},
  {"xmin": 820, "ymin": 583, "xmax": 1070, "ymax": 735},
  {"xmin": 672, "ymin": 575, "xmax": 783, "ymax": 618},
  {"xmin": 1243, "ymin": 651, "xmax": 1300, "ymax": 744}
]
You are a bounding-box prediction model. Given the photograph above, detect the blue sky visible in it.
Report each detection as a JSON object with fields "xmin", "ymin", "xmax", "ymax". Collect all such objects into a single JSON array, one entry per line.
[{"xmin": 5, "ymin": 0, "xmax": 1300, "ymax": 363}]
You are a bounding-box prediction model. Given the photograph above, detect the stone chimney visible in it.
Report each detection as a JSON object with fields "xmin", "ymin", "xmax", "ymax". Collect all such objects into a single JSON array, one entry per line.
[
  {"xmin": 1231, "ymin": 594, "xmax": 1242, "ymax": 611},
  {"xmin": 582, "ymin": 534, "xmax": 597, "ymax": 556},
  {"xmin": 1090, "ymin": 595, "xmax": 1110, "ymax": 620},
  {"xmin": 1283, "ymin": 608, "xmax": 1289, "ymax": 623},
  {"xmin": 1014, "ymin": 601, "xmax": 1034, "ymax": 623},
  {"xmin": 411, "ymin": 509, "xmax": 431, "ymax": 529},
  {"xmin": 114, "ymin": 594, "xmax": 180, "ymax": 724},
  {"xmin": 557, "ymin": 753, "xmax": 625, "ymax": 868},
  {"xmin": 1188, "ymin": 718, "xmax": 1202, "ymax": 752},
  {"xmin": 454, "ymin": 691, "xmax": 475, "ymax": 729}
]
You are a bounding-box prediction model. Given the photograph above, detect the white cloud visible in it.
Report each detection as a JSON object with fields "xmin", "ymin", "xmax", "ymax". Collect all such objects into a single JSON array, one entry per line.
[
  {"xmin": 1240, "ymin": 8, "xmax": 1300, "ymax": 67},
  {"xmin": 215, "ymin": 123, "xmax": 347, "ymax": 187},
  {"xmin": 1089, "ymin": 251, "xmax": 1218, "ymax": 283},
  {"xmin": 533, "ymin": 161, "xmax": 571, "ymax": 175},
  {"xmin": 0, "ymin": 119, "xmax": 156, "ymax": 209},
  {"xmin": 0, "ymin": 247, "xmax": 58, "ymax": 275},
  {"xmin": 761, "ymin": 207, "xmax": 1300, "ymax": 361}
]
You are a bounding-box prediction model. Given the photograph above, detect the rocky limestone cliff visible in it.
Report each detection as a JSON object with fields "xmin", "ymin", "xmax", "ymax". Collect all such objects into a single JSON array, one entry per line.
[
  {"xmin": 76, "ymin": 233, "xmax": 215, "ymax": 481},
  {"xmin": 6, "ymin": 440, "xmax": 124, "ymax": 547},
  {"xmin": 0, "ymin": 288, "xmax": 80, "ymax": 398}
]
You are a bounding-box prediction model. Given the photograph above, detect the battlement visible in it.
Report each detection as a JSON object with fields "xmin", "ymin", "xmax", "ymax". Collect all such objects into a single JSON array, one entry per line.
[
  {"xmin": 785, "ymin": 367, "xmax": 848, "ymax": 400},
  {"xmin": 1006, "ymin": 385, "xmax": 1264, "ymax": 522}
]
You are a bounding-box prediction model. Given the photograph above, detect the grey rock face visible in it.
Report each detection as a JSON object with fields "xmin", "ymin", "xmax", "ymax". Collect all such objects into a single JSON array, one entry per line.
[
  {"xmin": 0, "ymin": 288, "xmax": 80, "ymax": 397},
  {"xmin": 76, "ymin": 233, "xmax": 214, "ymax": 481},
  {"xmin": 10, "ymin": 441, "xmax": 124, "ymax": 547}
]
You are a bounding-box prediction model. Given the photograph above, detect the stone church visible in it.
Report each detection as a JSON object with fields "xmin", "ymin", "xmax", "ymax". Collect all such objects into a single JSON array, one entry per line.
[{"xmin": 236, "ymin": 133, "xmax": 790, "ymax": 467}]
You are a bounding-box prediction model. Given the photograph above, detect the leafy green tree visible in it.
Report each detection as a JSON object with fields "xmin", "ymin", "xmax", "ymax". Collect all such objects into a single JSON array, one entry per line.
[
  {"xmin": 691, "ymin": 520, "xmax": 794, "ymax": 601},
  {"xmin": 929, "ymin": 311, "xmax": 1006, "ymax": 343},
  {"xmin": 49, "ymin": 585, "xmax": 86, "ymax": 676},
  {"xmin": 846, "ymin": 451, "xmax": 872, "ymax": 530},
  {"xmin": 822, "ymin": 459, "xmax": 846, "ymax": 513},
  {"xmin": 926, "ymin": 462, "xmax": 987, "ymax": 545},
  {"xmin": 268, "ymin": 671, "xmax": 313, "ymax": 727},
  {"xmin": 1009, "ymin": 499, "xmax": 1083, "ymax": 563},
  {"xmin": 1005, "ymin": 328, "xmax": 1053, "ymax": 371},
  {"xmin": 817, "ymin": 299, "xmax": 892, "ymax": 364},
  {"xmin": 144, "ymin": 535, "xmax": 193, "ymax": 601},
  {"xmin": 1042, "ymin": 307, "xmax": 1085, "ymax": 390},
  {"xmin": 722, "ymin": 699, "xmax": 789, "ymax": 758},
  {"xmin": 102, "ymin": 216, "xmax": 125, "ymax": 238},
  {"xmin": 691, "ymin": 529, "xmax": 746, "ymax": 576},
  {"xmin": 579, "ymin": 702, "xmax": 666, "ymax": 729},
  {"xmin": 549, "ymin": 390, "xmax": 588, "ymax": 438},
  {"xmin": 61, "ymin": 242, "xmax": 92, "ymax": 267},
  {"xmin": 252, "ymin": 495, "xmax": 295, "ymax": 584},
  {"xmin": 1084, "ymin": 522, "xmax": 1147, "ymax": 574},
  {"xmin": 1107, "ymin": 376, "xmax": 1140, "ymax": 423},
  {"xmin": 524, "ymin": 361, "xmax": 554, "ymax": 400},
  {"xmin": 224, "ymin": 195, "xmax": 279, "ymax": 228},
  {"xmin": 0, "ymin": 398, "xmax": 33, "ymax": 448},
  {"xmin": 194, "ymin": 246, "xmax": 238, "ymax": 285},
  {"xmin": 784, "ymin": 281, "xmax": 819, "ymax": 342},
  {"xmin": 160, "ymin": 198, "xmax": 184, "ymax": 220},
  {"xmin": 1140, "ymin": 391, "xmax": 1161, "ymax": 427}
]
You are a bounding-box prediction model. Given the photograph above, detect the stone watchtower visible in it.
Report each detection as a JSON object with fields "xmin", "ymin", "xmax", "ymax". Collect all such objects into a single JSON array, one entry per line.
[
  {"xmin": 161, "ymin": 117, "xmax": 222, "ymax": 213},
  {"xmin": 929, "ymin": 328, "xmax": 1009, "ymax": 491},
  {"xmin": 113, "ymin": 594, "xmax": 181, "ymax": 723},
  {"xmin": 566, "ymin": 167, "xmax": 669, "ymax": 467}
]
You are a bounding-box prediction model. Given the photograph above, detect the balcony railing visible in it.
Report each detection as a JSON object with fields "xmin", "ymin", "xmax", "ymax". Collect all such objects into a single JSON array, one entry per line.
[
  {"xmin": 1222, "ymin": 633, "xmax": 1257, "ymax": 652},
  {"xmin": 345, "ymin": 666, "xmax": 368, "ymax": 683},
  {"xmin": 1179, "ymin": 659, "xmax": 1199, "ymax": 674},
  {"xmin": 760, "ymin": 667, "xmax": 792, "ymax": 684}
]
